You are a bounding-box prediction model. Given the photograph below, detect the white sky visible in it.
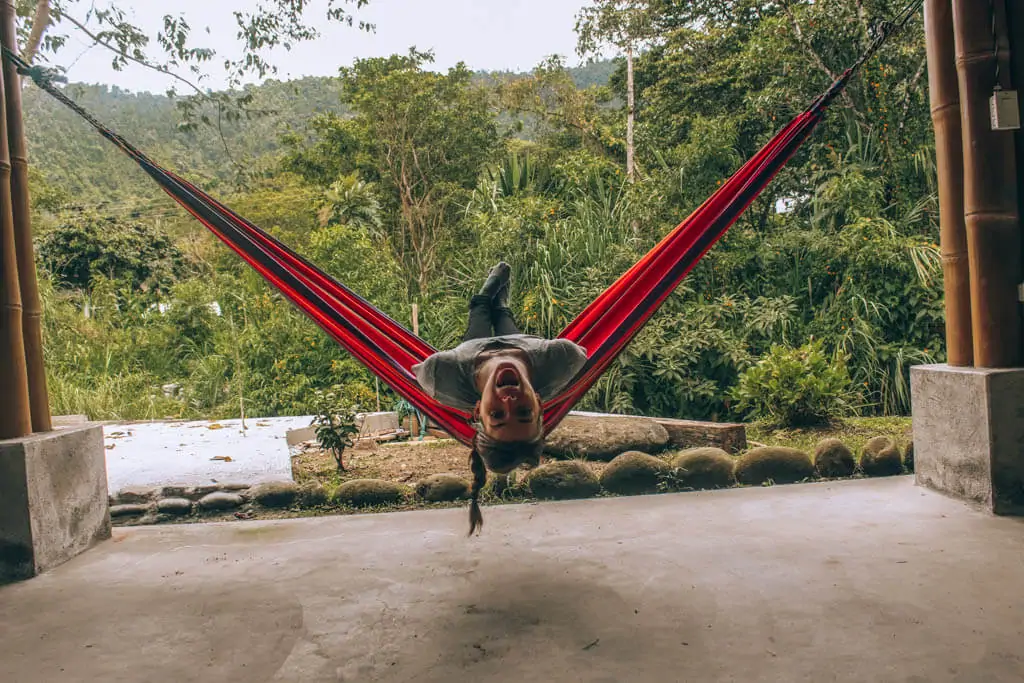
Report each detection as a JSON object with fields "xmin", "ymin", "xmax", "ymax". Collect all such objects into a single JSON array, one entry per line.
[{"xmin": 53, "ymin": 0, "xmax": 599, "ymax": 93}]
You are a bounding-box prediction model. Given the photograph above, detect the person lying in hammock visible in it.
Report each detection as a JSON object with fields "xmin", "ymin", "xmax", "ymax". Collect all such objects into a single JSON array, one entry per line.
[{"xmin": 412, "ymin": 262, "xmax": 587, "ymax": 535}]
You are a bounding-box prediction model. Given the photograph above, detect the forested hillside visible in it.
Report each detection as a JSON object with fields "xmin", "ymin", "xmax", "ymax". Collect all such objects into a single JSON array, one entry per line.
[
  {"xmin": 30, "ymin": 1, "xmax": 942, "ymax": 427},
  {"xmin": 23, "ymin": 61, "xmax": 615, "ymax": 203}
]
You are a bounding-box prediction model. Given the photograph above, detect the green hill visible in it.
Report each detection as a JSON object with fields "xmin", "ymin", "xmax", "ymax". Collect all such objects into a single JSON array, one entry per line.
[{"xmin": 23, "ymin": 60, "xmax": 616, "ymax": 206}]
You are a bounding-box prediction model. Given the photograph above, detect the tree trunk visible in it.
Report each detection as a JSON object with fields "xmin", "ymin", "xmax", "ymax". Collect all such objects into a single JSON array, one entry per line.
[
  {"xmin": 626, "ymin": 44, "xmax": 636, "ymax": 182},
  {"xmin": 23, "ymin": 0, "xmax": 51, "ymax": 64}
]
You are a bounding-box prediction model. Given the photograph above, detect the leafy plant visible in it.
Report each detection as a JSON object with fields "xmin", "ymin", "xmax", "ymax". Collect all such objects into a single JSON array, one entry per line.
[
  {"xmin": 731, "ymin": 340, "xmax": 858, "ymax": 428},
  {"xmin": 310, "ymin": 385, "xmax": 361, "ymax": 471}
]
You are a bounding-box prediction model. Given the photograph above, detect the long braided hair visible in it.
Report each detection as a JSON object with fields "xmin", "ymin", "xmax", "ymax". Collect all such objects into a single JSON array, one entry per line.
[
  {"xmin": 466, "ymin": 429, "xmax": 546, "ymax": 536},
  {"xmin": 468, "ymin": 434, "xmax": 487, "ymax": 536}
]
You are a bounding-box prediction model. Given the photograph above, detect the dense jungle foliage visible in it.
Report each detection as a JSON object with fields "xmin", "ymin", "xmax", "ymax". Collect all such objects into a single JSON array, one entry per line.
[{"xmin": 26, "ymin": 0, "xmax": 941, "ymax": 426}]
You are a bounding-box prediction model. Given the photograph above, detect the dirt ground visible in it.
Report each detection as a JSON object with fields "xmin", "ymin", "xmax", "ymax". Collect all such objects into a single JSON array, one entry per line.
[{"xmin": 291, "ymin": 436, "xmax": 613, "ymax": 489}]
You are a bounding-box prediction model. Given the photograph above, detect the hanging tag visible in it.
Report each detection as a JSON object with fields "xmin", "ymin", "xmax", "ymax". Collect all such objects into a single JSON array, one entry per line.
[{"xmin": 990, "ymin": 89, "xmax": 1021, "ymax": 131}]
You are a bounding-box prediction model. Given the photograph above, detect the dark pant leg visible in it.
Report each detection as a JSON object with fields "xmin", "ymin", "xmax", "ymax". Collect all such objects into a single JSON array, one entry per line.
[
  {"xmin": 492, "ymin": 307, "xmax": 521, "ymax": 336},
  {"xmin": 463, "ymin": 295, "xmax": 494, "ymax": 341}
]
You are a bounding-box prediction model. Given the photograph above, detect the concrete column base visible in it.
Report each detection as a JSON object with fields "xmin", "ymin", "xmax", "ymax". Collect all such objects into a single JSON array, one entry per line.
[
  {"xmin": 0, "ymin": 424, "xmax": 111, "ymax": 582},
  {"xmin": 910, "ymin": 364, "xmax": 1024, "ymax": 514}
]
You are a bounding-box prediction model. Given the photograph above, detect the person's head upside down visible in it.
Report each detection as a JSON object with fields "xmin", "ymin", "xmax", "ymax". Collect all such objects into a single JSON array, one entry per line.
[{"xmin": 411, "ymin": 262, "xmax": 587, "ymax": 536}]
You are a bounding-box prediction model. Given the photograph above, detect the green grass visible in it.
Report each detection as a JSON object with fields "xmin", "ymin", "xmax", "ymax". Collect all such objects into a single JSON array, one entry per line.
[{"xmin": 746, "ymin": 416, "xmax": 913, "ymax": 457}]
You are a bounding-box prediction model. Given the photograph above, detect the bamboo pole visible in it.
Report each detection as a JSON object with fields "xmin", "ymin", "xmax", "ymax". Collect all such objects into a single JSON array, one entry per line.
[
  {"xmin": 926, "ymin": 0, "xmax": 974, "ymax": 366},
  {"xmin": 1007, "ymin": 0, "xmax": 1024, "ymax": 363},
  {"xmin": 952, "ymin": 0, "xmax": 1022, "ymax": 368},
  {"xmin": 0, "ymin": 27, "xmax": 30, "ymax": 440},
  {"xmin": 2, "ymin": 0, "xmax": 50, "ymax": 431}
]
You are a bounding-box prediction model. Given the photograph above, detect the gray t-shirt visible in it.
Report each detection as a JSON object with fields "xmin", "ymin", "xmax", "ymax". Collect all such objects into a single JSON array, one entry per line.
[{"xmin": 412, "ymin": 335, "xmax": 588, "ymax": 411}]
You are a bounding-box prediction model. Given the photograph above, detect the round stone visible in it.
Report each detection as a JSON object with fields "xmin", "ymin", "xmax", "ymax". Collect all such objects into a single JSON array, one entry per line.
[
  {"xmin": 156, "ymin": 498, "xmax": 193, "ymax": 516},
  {"xmin": 669, "ymin": 448, "xmax": 736, "ymax": 490},
  {"xmin": 416, "ymin": 474, "xmax": 470, "ymax": 502},
  {"xmin": 198, "ymin": 492, "xmax": 244, "ymax": 511},
  {"xmin": 332, "ymin": 480, "xmax": 407, "ymax": 507},
  {"xmin": 860, "ymin": 437, "xmax": 903, "ymax": 477},
  {"xmin": 599, "ymin": 451, "xmax": 672, "ymax": 495},
  {"xmin": 110, "ymin": 504, "xmax": 149, "ymax": 518},
  {"xmin": 734, "ymin": 447, "xmax": 815, "ymax": 486},
  {"xmin": 813, "ymin": 439, "xmax": 856, "ymax": 478},
  {"xmin": 526, "ymin": 461, "xmax": 601, "ymax": 500},
  {"xmin": 249, "ymin": 481, "xmax": 300, "ymax": 508}
]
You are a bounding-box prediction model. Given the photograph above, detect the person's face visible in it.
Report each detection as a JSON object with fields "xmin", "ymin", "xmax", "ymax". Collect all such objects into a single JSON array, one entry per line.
[{"xmin": 475, "ymin": 359, "xmax": 542, "ymax": 443}]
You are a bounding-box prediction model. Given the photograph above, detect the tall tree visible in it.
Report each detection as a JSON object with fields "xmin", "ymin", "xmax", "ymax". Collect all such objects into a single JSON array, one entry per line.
[
  {"xmin": 576, "ymin": 0, "xmax": 657, "ymax": 181},
  {"xmin": 288, "ymin": 49, "xmax": 500, "ymax": 297},
  {"xmin": 15, "ymin": 0, "xmax": 373, "ymax": 133}
]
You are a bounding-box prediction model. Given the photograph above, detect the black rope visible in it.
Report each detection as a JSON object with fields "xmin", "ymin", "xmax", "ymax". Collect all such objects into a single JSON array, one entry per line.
[{"xmin": 814, "ymin": 0, "xmax": 925, "ymax": 111}]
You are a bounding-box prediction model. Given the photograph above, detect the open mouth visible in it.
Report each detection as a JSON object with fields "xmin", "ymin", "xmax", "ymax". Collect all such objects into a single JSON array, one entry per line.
[{"xmin": 496, "ymin": 367, "xmax": 521, "ymax": 388}]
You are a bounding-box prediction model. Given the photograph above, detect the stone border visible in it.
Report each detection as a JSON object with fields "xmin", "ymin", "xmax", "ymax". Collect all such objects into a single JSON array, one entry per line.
[{"xmin": 109, "ymin": 435, "xmax": 914, "ymax": 526}]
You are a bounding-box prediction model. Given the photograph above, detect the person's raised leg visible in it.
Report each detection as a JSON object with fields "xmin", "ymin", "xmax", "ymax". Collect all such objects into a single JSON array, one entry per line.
[
  {"xmin": 491, "ymin": 267, "xmax": 521, "ymax": 336},
  {"xmin": 463, "ymin": 295, "xmax": 494, "ymax": 341},
  {"xmin": 462, "ymin": 263, "xmax": 510, "ymax": 341}
]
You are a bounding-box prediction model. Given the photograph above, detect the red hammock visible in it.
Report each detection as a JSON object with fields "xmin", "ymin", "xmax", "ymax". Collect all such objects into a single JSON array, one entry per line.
[{"xmin": 8, "ymin": 11, "xmax": 911, "ymax": 446}]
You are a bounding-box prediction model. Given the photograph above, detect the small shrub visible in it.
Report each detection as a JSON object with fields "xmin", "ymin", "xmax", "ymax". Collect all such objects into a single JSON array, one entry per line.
[
  {"xmin": 860, "ymin": 436, "xmax": 903, "ymax": 477},
  {"xmin": 310, "ymin": 385, "xmax": 360, "ymax": 471},
  {"xmin": 665, "ymin": 448, "xmax": 736, "ymax": 491},
  {"xmin": 731, "ymin": 340, "xmax": 857, "ymax": 428},
  {"xmin": 735, "ymin": 447, "xmax": 814, "ymax": 486},
  {"xmin": 904, "ymin": 442, "xmax": 914, "ymax": 472},
  {"xmin": 813, "ymin": 439, "xmax": 856, "ymax": 478}
]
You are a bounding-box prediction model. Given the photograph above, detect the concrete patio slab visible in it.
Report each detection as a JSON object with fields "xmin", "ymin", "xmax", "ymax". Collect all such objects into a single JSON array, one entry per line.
[{"xmin": 2, "ymin": 477, "xmax": 1024, "ymax": 682}]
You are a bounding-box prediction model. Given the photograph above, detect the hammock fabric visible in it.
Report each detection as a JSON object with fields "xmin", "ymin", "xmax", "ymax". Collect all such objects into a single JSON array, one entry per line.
[{"xmin": 5, "ymin": 7, "xmax": 917, "ymax": 447}]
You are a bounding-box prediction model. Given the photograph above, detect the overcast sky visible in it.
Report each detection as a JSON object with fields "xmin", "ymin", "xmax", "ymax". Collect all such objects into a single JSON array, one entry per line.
[{"xmin": 55, "ymin": 0, "xmax": 598, "ymax": 93}]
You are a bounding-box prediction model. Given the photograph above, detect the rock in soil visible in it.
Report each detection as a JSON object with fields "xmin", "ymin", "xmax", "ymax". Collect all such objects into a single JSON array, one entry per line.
[
  {"xmin": 526, "ymin": 460, "xmax": 601, "ymax": 500},
  {"xmin": 735, "ymin": 447, "xmax": 814, "ymax": 486},
  {"xmin": 813, "ymin": 439, "xmax": 856, "ymax": 479},
  {"xmin": 114, "ymin": 487, "xmax": 156, "ymax": 505},
  {"xmin": 416, "ymin": 474, "xmax": 470, "ymax": 502},
  {"xmin": 156, "ymin": 498, "xmax": 194, "ymax": 516},
  {"xmin": 110, "ymin": 504, "xmax": 149, "ymax": 518},
  {"xmin": 860, "ymin": 436, "xmax": 904, "ymax": 477},
  {"xmin": 333, "ymin": 479, "xmax": 408, "ymax": 507},
  {"xmin": 198, "ymin": 492, "xmax": 244, "ymax": 511},
  {"xmin": 669, "ymin": 448, "xmax": 736, "ymax": 490},
  {"xmin": 249, "ymin": 481, "xmax": 300, "ymax": 508},
  {"xmin": 297, "ymin": 482, "xmax": 328, "ymax": 507},
  {"xmin": 544, "ymin": 414, "xmax": 670, "ymax": 461},
  {"xmin": 599, "ymin": 451, "xmax": 672, "ymax": 495}
]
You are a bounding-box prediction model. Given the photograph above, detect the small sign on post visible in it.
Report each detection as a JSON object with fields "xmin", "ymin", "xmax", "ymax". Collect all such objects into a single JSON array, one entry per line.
[{"xmin": 990, "ymin": 89, "xmax": 1021, "ymax": 131}]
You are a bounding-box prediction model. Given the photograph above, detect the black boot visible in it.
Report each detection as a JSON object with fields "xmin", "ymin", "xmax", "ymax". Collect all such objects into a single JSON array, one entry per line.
[
  {"xmin": 493, "ymin": 277, "xmax": 510, "ymax": 311},
  {"xmin": 478, "ymin": 262, "xmax": 510, "ymax": 299}
]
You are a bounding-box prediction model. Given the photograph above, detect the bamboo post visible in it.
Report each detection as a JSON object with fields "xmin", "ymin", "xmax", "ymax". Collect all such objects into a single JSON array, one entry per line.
[
  {"xmin": 1008, "ymin": 0, "xmax": 1024, "ymax": 363},
  {"xmin": 0, "ymin": 28, "xmax": 30, "ymax": 440},
  {"xmin": 952, "ymin": 0, "xmax": 1023, "ymax": 367},
  {"xmin": 411, "ymin": 302, "xmax": 419, "ymax": 336},
  {"xmin": 1, "ymin": 0, "xmax": 50, "ymax": 431},
  {"xmin": 926, "ymin": 0, "xmax": 974, "ymax": 366}
]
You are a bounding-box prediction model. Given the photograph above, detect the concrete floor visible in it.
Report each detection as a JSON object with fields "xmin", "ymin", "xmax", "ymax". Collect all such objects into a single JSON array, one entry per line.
[{"xmin": 2, "ymin": 477, "xmax": 1024, "ymax": 683}]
